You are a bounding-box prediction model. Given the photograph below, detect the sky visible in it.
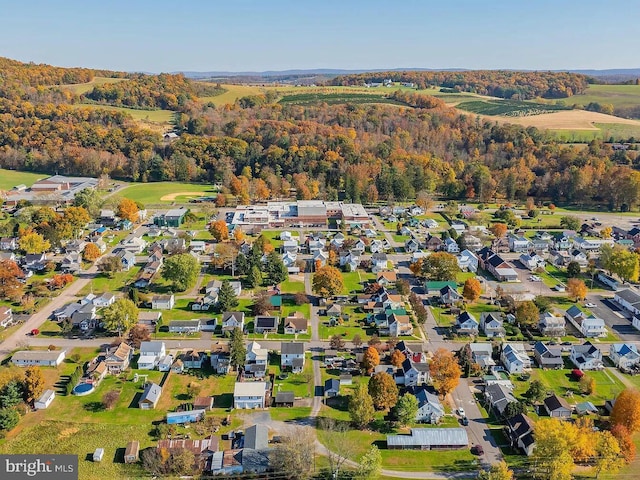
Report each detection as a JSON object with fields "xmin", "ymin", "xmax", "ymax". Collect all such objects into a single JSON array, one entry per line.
[{"xmin": 1, "ymin": 0, "xmax": 639, "ymax": 73}]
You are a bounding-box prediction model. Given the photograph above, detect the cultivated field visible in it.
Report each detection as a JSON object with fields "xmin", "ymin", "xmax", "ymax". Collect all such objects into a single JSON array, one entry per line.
[
  {"xmin": 199, "ymin": 83, "xmax": 265, "ymax": 105},
  {"xmin": 456, "ymin": 99, "xmax": 567, "ymax": 117},
  {"xmin": 118, "ymin": 181, "xmax": 217, "ymax": 204},
  {"xmin": 561, "ymin": 84, "xmax": 640, "ymax": 110},
  {"xmin": 0, "ymin": 169, "xmax": 46, "ymax": 190},
  {"xmin": 279, "ymin": 92, "xmax": 402, "ymax": 106},
  {"xmin": 57, "ymin": 76, "xmax": 126, "ymax": 95}
]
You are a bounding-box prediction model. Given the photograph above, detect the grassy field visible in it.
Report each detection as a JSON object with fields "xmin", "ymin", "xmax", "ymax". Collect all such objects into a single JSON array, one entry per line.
[
  {"xmin": 118, "ymin": 181, "xmax": 217, "ymax": 204},
  {"xmin": 279, "ymin": 92, "xmax": 402, "ymax": 106},
  {"xmin": 58, "ymin": 76, "xmax": 126, "ymax": 95},
  {"xmin": 199, "ymin": 83, "xmax": 265, "ymax": 105},
  {"xmin": 0, "ymin": 168, "xmax": 47, "ymax": 190},
  {"xmin": 560, "ymin": 84, "xmax": 640, "ymax": 110},
  {"xmin": 457, "ymin": 99, "xmax": 567, "ymax": 117}
]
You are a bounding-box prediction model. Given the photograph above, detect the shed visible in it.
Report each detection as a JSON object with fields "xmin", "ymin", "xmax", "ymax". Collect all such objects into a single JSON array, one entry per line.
[
  {"xmin": 93, "ymin": 448, "xmax": 104, "ymax": 462},
  {"xmin": 34, "ymin": 389, "xmax": 55, "ymax": 410},
  {"xmin": 244, "ymin": 424, "xmax": 269, "ymax": 450},
  {"xmin": 124, "ymin": 441, "xmax": 140, "ymax": 464},
  {"xmin": 387, "ymin": 428, "xmax": 468, "ymax": 450},
  {"xmin": 166, "ymin": 409, "xmax": 206, "ymax": 425},
  {"xmin": 193, "ymin": 396, "xmax": 214, "ymax": 411},
  {"xmin": 274, "ymin": 391, "xmax": 295, "ymax": 407}
]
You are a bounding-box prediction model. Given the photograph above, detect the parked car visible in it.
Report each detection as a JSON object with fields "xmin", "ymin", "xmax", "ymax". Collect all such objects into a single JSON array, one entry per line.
[
  {"xmin": 461, "ymin": 417, "xmax": 469, "ymax": 426},
  {"xmin": 457, "ymin": 408, "xmax": 465, "ymax": 417},
  {"xmin": 472, "ymin": 445, "xmax": 484, "ymax": 455},
  {"xmin": 584, "ymin": 303, "xmax": 596, "ymax": 308}
]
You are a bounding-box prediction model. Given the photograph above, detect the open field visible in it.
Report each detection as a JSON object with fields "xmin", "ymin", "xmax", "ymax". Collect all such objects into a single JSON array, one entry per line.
[
  {"xmin": 456, "ymin": 99, "xmax": 568, "ymax": 117},
  {"xmin": 0, "ymin": 169, "xmax": 47, "ymax": 190},
  {"xmin": 279, "ymin": 92, "xmax": 402, "ymax": 106},
  {"xmin": 490, "ymin": 109, "xmax": 640, "ymax": 130},
  {"xmin": 199, "ymin": 83, "xmax": 264, "ymax": 105},
  {"xmin": 560, "ymin": 84, "xmax": 640, "ymax": 110},
  {"xmin": 118, "ymin": 181, "xmax": 217, "ymax": 204},
  {"xmin": 57, "ymin": 76, "xmax": 126, "ymax": 95}
]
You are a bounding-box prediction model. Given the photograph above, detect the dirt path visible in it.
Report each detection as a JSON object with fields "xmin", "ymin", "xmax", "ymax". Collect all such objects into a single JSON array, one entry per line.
[{"xmin": 159, "ymin": 191, "xmax": 206, "ymax": 201}]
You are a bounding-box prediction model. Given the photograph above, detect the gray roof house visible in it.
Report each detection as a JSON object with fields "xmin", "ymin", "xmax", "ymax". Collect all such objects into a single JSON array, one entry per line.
[
  {"xmin": 543, "ymin": 394, "xmax": 571, "ymax": 418},
  {"xmin": 415, "ymin": 389, "xmax": 445, "ymax": 424},
  {"xmin": 387, "ymin": 428, "xmax": 468, "ymax": 450},
  {"xmin": 244, "ymin": 424, "xmax": 269, "ymax": 450},
  {"xmin": 139, "ymin": 382, "xmax": 162, "ymax": 409},
  {"xmin": 533, "ymin": 342, "xmax": 563, "ymax": 369},
  {"xmin": 484, "ymin": 383, "xmax": 518, "ymax": 416}
]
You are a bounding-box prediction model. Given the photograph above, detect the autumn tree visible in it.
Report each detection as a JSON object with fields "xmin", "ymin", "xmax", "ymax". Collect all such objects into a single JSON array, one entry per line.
[
  {"xmin": 611, "ymin": 388, "xmax": 640, "ymax": 433},
  {"xmin": 209, "ymin": 219, "xmax": 229, "ymax": 242},
  {"xmin": 490, "ymin": 223, "xmax": 508, "ymax": 238},
  {"xmin": 23, "ymin": 366, "xmax": 44, "ymax": 405},
  {"xmin": 531, "ymin": 418, "xmax": 576, "ymax": 480},
  {"xmin": 368, "ymin": 372, "xmax": 398, "ymax": 410},
  {"xmin": 232, "ymin": 227, "xmax": 245, "ymax": 245},
  {"xmin": 362, "ymin": 346, "xmax": 380, "ymax": 373},
  {"xmin": 515, "ymin": 300, "xmax": 539, "ymax": 327},
  {"xmin": 117, "ymin": 198, "xmax": 139, "ymax": 222},
  {"xmin": 102, "ymin": 390, "xmax": 120, "ymax": 410},
  {"xmin": 567, "ymin": 278, "xmax": 588, "ymax": 301},
  {"xmin": 349, "ymin": 383, "xmax": 375, "ymax": 428},
  {"xmin": 161, "ymin": 253, "xmax": 200, "ymax": 291},
  {"xmin": 462, "ymin": 277, "xmax": 482, "ymax": 302},
  {"xmin": 566, "ymin": 261, "xmax": 581, "ymax": 278},
  {"xmin": 271, "ymin": 427, "xmax": 315, "ymax": 480},
  {"xmin": 610, "ymin": 247, "xmax": 639, "ymax": 283},
  {"xmin": 128, "ymin": 324, "xmax": 151, "ymax": 348},
  {"xmin": 611, "ymin": 424, "xmax": 636, "ymax": 463},
  {"xmin": 98, "ymin": 255, "xmax": 123, "ymax": 277},
  {"xmin": 329, "ymin": 334, "xmax": 345, "ymax": 351},
  {"xmin": 429, "ymin": 348, "xmax": 461, "ymax": 396},
  {"xmin": 352, "ymin": 334, "xmax": 363, "ymax": 348},
  {"xmin": 422, "ymin": 252, "xmax": 460, "ymax": 281},
  {"xmin": 19, "ymin": 232, "xmax": 50, "ymax": 254},
  {"xmin": 0, "ymin": 260, "xmax": 24, "ymax": 300},
  {"xmin": 601, "ymin": 226, "xmax": 612, "ymax": 239},
  {"xmin": 102, "ymin": 298, "xmax": 138, "ymax": 334},
  {"xmin": 390, "ymin": 349, "xmax": 405, "ymax": 368},
  {"xmin": 478, "ymin": 462, "xmax": 514, "ymax": 480},
  {"xmin": 415, "ymin": 191, "xmax": 434, "ymax": 211},
  {"xmin": 83, "ymin": 243, "xmax": 101, "ymax": 262},
  {"xmin": 312, "ymin": 265, "xmax": 344, "ymax": 298},
  {"xmin": 252, "ymin": 290, "xmax": 271, "ymax": 316},
  {"xmin": 594, "ymin": 431, "xmax": 624, "ymax": 478}
]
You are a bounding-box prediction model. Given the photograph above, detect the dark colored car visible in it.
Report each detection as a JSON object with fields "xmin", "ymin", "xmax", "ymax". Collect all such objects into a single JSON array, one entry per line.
[
  {"xmin": 461, "ymin": 417, "xmax": 469, "ymax": 426},
  {"xmin": 472, "ymin": 445, "xmax": 484, "ymax": 455}
]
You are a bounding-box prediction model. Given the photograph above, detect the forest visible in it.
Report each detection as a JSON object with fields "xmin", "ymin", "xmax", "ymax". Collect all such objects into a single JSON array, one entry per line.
[
  {"xmin": 0, "ymin": 57, "xmax": 639, "ymax": 210},
  {"xmin": 329, "ymin": 70, "xmax": 590, "ymax": 99}
]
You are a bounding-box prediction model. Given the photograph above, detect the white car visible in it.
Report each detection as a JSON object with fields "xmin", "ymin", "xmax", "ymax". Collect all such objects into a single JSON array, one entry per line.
[
  {"xmin": 584, "ymin": 303, "xmax": 597, "ymax": 308},
  {"xmin": 457, "ymin": 408, "xmax": 465, "ymax": 417}
]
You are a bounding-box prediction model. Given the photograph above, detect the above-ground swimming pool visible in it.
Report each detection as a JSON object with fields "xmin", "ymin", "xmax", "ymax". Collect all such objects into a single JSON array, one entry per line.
[{"xmin": 72, "ymin": 383, "xmax": 95, "ymax": 396}]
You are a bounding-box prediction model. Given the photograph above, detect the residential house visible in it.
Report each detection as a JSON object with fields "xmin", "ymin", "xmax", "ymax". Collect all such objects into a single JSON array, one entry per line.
[
  {"xmin": 23, "ymin": 253, "xmax": 47, "ymax": 271},
  {"xmin": 168, "ymin": 320, "xmax": 201, "ymax": 334},
  {"xmin": 577, "ymin": 315, "xmax": 607, "ymax": 338},
  {"xmin": 71, "ymin": 302, "xmax": 97, "ymax": 331},
  {"xmin": 609, "ymin": 344, "xmax": 640, "ymax": 370},
  {"xmin": 369, "ymin": 239, "xmax": 385, "ymax": 254},
  {"xmin": 254, "ymin": 316, "xmax": 279, "ymax": 334},
  {"xmin": 138, "ymin": 341, "xmax": 166, "ymax": 370},
  {"xmin": 244, "ymin": 424, "xmax": 269, "ymax": 450},
  {"xmin": 246, "ymin": 341, "xmax": 268, "ymax": 366},
  {"xmin": 553, "ymin": 232, "xmax": 574, "ymax": 251},
  {"xmin": 538, "ymin": 312, "xmax": 566, "ymax": 337},
  {"xmin": 388, "ymin": 313, "xmax": 413, "ymax": 337},
  {"xmin": 615, "ymin": 289, "xmax": 640, "ymax": 316},
  {"xmin": 274, "ymin": 391, "xmax": 295, "ymax": 407},
  {"xmin": 415, "ymin": 389, "xmax": 445, "ymax": 424},
  {"xmin": 115, "ymin": 250, "xmax": 136, "ymax": 271},
  {"xmin": 158, "ymin": 355, "xmax": 173, "ymax": 372},
  {"xmin": 402, "ymin": 358, "xmax": 430, "ymax": 387},
  {"xmin": 569, "ymin": 341, "xmax": 603, "ymax": 370},
  {"xmin": 166, "ymin": 409, "xmax": 206, "ymax": 425},
  {"xmin": 12, "ymin": 350, "xmax": 66, "ymax": 367},
  {"xmin": 439, "ymin": 285, "xmax": 461, "ymax": 306},
  {"xmin": 396, "ymin": 341, "xmax": 427, "ymax": 363},
  {"xmin": 281, "ymin": 342, "xmax": 305, "ymax": 373},
  {"xmin": 120, "ymin": 235, "xmax": 147, "ymax": 254},
  {"xmin": 509, "ymin": 234, "xmax": 532, "ymax": 253},
  {"xmin": 371, "ymin": 253, "xmax": 388, "ymax": 272},
  {"xmin": 444, "ymin": 237, "xmax": 459, "ymax": 253},
  {"xmin": 234, "ymin": 382, "xmax": 267, "ymax": 409},
  {"xmin": 151, "ymin": 295, "xmax": 175, "ymax": 310},
  {"xmin": 105, "ymin": 342, "xmax": 133, "ymax": 374},
  {"xmin": 377, "ymin": 271, "xmax": 397, "ymax": 287},
  {"xmin": 222, "ymin": 312, "xmax": 245, "ymax": 334},
  {"xmin": 533, "ymin": 342, "xmax": 563, "ymax": 369},
  {"xmin": 93, "ymin": 292, "xmax": 116, "ymax": 308},
  {"xmin": 484, "ymin": 253, "xmax": 519, "ymax": 282},
  {"xmin": 484, "ymin": 383, "xmax": 518, "ymax": 416},
  {"xmin": 597, "ymin": 272, "xmax": 621, "ymax": 290},
  {"xmin": 0, "ymin": 237, "xmax": 17, "ymax": 251},
  {"xmin": 506, "ymin": 414, "xmax": 536, "ymax": 456},
  {"xmin": 457, "ymin": 249, "xmax": 478, "ymax": 273},
  {"xmin": 283, "ymin": 312, "xmax": 308, "ymax": 334},
  {"xmin": 405, "ymin": 238, "xmax": 421, "ymax": 253},
  {"xmin": 519, "ymin": 253, "xmax": 545, "ymax": 271},
  {"xmin": 137, "ymin": 311, "xmax": 161, "ymax": 332},
  {"xmin": 324, "ymin": 379, "xmax": 340, "ymax": 397},
  {"xmin": 423, "ymin": 218, "xmax": 439, "ymax": 229},
  {"xmin": 386, "ymin": 428, "xmax": 469, "ymax": 451},
  {"xmin": 564, "ymin": 306, "xmax": 587, "ymax": 330},
  {"xmin": 469, "ymin": 343, "xmax": 495, "ymax": 370},
  {"xmin": 480, "ymin": 312, "xmax": 506, "ymax": 338},
  {"xmin": 501, "ymin": 343, "xmax": 531, "ymax": 374},
  {"xmin": 570, "ymin": 249, "xmax": 588, "ymax": 267},
  {"xmin": 183, "ymin": 350, "xmax": 206, "ymax": 369},
  {"xmin": 0, "ymin": 307, "xmax": 13, "ymax": 328},
  {"xmin": 61, "ymin": 253, "xmax": 81, "ymax": 273},
  {"xmin": 543, "ymin": 394, "xmax": 572, "ymax": 418},
  {"xmin": 456, "ymin": 312, "xmax": 479, "ymax": 336},
  {"xmin": 425, "ymin": 234, "xmax": 443, "ymax": 251},
  {"xmin": 312, "ymin": 249, "xmax": 329, "ymax": 266},
  {"xmin": 139, "ymin": 382, "xmax": 162, "ymax": 409}
]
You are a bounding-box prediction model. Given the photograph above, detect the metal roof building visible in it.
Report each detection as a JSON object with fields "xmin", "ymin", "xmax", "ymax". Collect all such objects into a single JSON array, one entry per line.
[{"xmin": 387, "ymin": 428, "xmax": 468, "ymax": 450}]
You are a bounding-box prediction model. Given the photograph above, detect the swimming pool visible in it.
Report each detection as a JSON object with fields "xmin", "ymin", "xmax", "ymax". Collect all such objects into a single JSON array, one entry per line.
[{"xmin": 72, "ymin": 383, "xmax": 95, "ymax": 396}]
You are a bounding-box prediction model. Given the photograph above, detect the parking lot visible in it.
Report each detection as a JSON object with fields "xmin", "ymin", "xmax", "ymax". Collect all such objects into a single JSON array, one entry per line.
[{"xmin": 588, "ymin": 295, "xmax": 640, "ymax": 341}]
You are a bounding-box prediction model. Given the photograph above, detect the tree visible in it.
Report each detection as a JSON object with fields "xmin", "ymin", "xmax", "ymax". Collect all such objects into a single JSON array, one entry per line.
[
  {"xmin": 229, "ymin": 327, "xmax": 246, "ymax": 370},
  {"xmin": 232, "ymin": 227, "xmax": 245, "ymax": 245},
  {"xmin": 217, "ymin": 280, "xmax": 239, "ymax": 312},
  {"xmin": 19, "ymin": 232, "xmax": 50, "ymax": 254},
  {"xmin": 312, "ymin": 265, "xmax": 344, "ymax": 298},
  {"xmin": 600, "ymin": 244, "xmax": 614, "ymax": 274},
  {"xmin": 394, "ymin": 393, "xmax": 419, "ymax": 427},
  {"xmin": 390, "ymin": 349, "xmax": 405, "ymax": 368},
  {"xmin": 265, "ymin": 251, "xmax": 288, "ymax": 285},
  {"xmin": 74, "ymin": 188, "xmax": 103, "ymax": 217},
  {"xmin": 422, "ymin": 252, "xmax": 460, "ymax": 281},
  {"xmin": 566, "ymin": 261, "xmax": 581, "ymax": 278},
  {"xmin": 429, "ymin": 348, "xmax": 461, "ymax": 396},
  {"xmin": 524, "ymin": 380, "xmax": 546, "ymax": 404},
  {"xmin": 352, "ymin": 334, "xmax": 363, "ymax": 348},
  {"xmin": 611, "ymin": 388, "xmax": 640, "ymax": 433},
  {"xmin": 170, "ymin": 449, "xmax": 195, "ymax": 476},
  {"xmin": 209, "ymin": 219, "xmax": 229, "ymax": 242},
  {"xmin": 128, "ymin": 324, "xmax": 150, "ymax": 348},
  {"xmin": 594, "ymin": 431, "xmax": 624, "ymax": 478},
  {"xmin": 102, "ymin": 390, "xmax": 120, "ymax": 410},
  {"xmin": 0, "ymin": 260, "xmax": 24, "ymax": 300},
  {"xmin": 252, "ymin": 290, "xmax": 272, "ymax": 316},
  {"xmin": 567, "ymin": 278, "xmax": 588, "ymax": 301},
  {"xmin": 531, "ymin": 418, "xmax": 576, "ymax": 480},
  {"xmin": 349, "ymin": 383, "xmax": 375, "ymax": 428},
  {"xmin": 161, "ymin": 253, "xmax": 200, "ymax": 291},
  {"xmin": 362, "ymin": 346, "xmax": 380, "ymax": 373},
  {"xmin": 98, "ymin": 254, "xmax": 122, "ymax": 277},
  {"xmin": 247, "ymin": 265, "xmax": 262, "ymax": 288},
  {"xmin": 356, "ymin": 445, "xmax": 382, "ymax": 480},
  {"xmin": 504, "ymin": 401, "xmax": 527, "ymax": 419},
  {"xmin": 317, "ymin": 418, "xmax": 356, "ymax": 479},
  {"xmin": 609, "ymin": 247, "xmax": 639, "ymax": 283},
  {"xmin": 102, "ymin": 298, "xmax": 138, "ymax": 334},
  {"xmin": 368, "ymin": 372, "xmax": 398, "ymax": 410},
  {"xmin": 601, "ymin": 226, "xmax": 613, "ymax": 239},
  {"xmin": 23, "ymin": 366, "xmax": 44, "ymax": 405},
  {"xmin": 560, "ymin": 215, "xmax": 580, "ymax": 231},
  {"xmin": 186, "ymin": 382, "xmax": 202, "ymax": 399},
  {"xmin": 271, "ymin": 427, "xmax": 315, "ymax": 480},
  {"xmin": 330, "ymin": 334, "xmax": 345, "ymax": 350},
  {"xmin": 293, "ymin": 292, "xmax": 309, "ymax": 305},
  {"xmin": 83, "ymin": 243, "xmax": 101, "ymax": 262},
  {"xmin": 396, "ymin": 279, "xmax": 410, "ymax": 296},
  {"xmin": 490, "ymin": 223, "xmax": 508, "ymax": 238},
  {"xmin": 0, "ymin": 380, "xmax": 22, "ymax": 409},
  {"xmin": 64, "ymin": 206, "xmax": 91, "ymax": 238},
  {"xmin": 117, "ymin": 198, "xmax": 139, "ymax": 222},
  {"xmin": 462, "ymin": 277, "xmax": 482, "ymax": 302},
  {"xmin": 478, "ymin": 461, "xmax": 514, "ymax": 480},
  {"xmin": 0, "ymin": 407, "xmax": 19, "ymax": 433},
  {"xmin": 611, "ymin": 424, "xmax": 636, "ymax": 463},
  {"xmin": 515, "ymin": 300, "xmax": 539, "ymax": 327}
]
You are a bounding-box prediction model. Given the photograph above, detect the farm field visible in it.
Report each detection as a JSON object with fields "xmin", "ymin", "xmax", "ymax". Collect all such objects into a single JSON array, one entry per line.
[
  {"xmin": 456, "ymin": 99, "xmax": 568, "ymax": 117},
  {"xmin": 0, "ymin": 168, "xmax": 46, "ymax": 190},
  {"xmin": 279, "ymin": 92, "xmax": 402, "ymax": 106},
  {"xmin": 117, "ymin": 181, "xmax": 218, "ymax": 204},
  {"xmin": 58, "ymin": 76, "xmax": 126, "ymax": 95},
  {"xmin": 199, "ymin": 83, "xmax": 264, "ymax": 105},
  {"xmin": 561, "ymin": 84, "xmax": 640, "ymax": 110}
]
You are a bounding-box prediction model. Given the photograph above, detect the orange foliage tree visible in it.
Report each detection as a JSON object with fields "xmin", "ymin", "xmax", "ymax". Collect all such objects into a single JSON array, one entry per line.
[
  {"xmin": 567, "ymin": 278, "xmax": 587, "ymax": 301},
  {"xmin": 611, "ymin": 389, "xmax": 640, "ymax": 433},
  {"xmin": 209, "ymin": 220, "xmax": 229, "ymax": 242},
  {"xmin": 117, "ymin": 198, "xmax": 139, "ymax": 222},
  {"xmin": 490, "ymin": 223, "xmax": 508, "ymax": 238},
  {"xmin": 429, "ymin": 348, "xmax": 461, "ymax": 396},
  {"xmin": 390, "ymin": 349, "xmax": 406, "ymax": 368},
  {"xmin": 362, "ymin": 346, "xmax": 380, "ymax": 374},
  {"xmin": 462, "ymin": 278, "xmax": 482, "ymax": 302},
  {"xmin": 83, "ymin": 243, "xmax": 101, "ymax": 262}
]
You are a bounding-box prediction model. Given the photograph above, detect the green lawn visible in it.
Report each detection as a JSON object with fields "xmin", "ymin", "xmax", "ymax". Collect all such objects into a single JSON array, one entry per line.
[
  {"xmin": 341, "ymin": 271, "xmax": 364, "ymax": 295},
  {"xmin": 117, "ymin": 182, "xmax": 218, "ymax": 205},
  {"xmin": 281, "ymin": 279, "xmax": 305, "ymax": 294},
  {"xmin": 79, "ymin": 266, "xmax": 141, "ymax": 295},
  {"xmin": 0, "ymin": 169, "xmax": 47, "ymax": 190}
]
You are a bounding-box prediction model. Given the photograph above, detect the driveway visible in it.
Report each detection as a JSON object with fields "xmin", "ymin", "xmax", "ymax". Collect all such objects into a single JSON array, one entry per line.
[{"xmin": 589, "ymin": 294, "xmax": 640, "ymax": 341}]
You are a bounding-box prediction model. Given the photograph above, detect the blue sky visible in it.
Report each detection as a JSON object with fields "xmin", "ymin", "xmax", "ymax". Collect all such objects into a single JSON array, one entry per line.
[{"xmin": 1, "ymin": 0, "xmax": 639, "ymax": 72}]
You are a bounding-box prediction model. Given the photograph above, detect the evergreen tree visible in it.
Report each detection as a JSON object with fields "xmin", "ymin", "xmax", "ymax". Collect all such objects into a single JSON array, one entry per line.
[
  {"xmin": 265, "ymin": 251, "xmax": 288, "ymax": 285},
  {"xmin": 229, "ymin": 327, "xmax": 246, "ymax": 370},
  {"xmin": 0, "ymin": 380, "xmax": 22, "ymax": 409},
  {"xmin": 217, "ymin": 280, "xmax": 239, "ymax": 312},
  {"xmin": 247, "ymin": 265, "xmax": 263, "ymax": 288}
]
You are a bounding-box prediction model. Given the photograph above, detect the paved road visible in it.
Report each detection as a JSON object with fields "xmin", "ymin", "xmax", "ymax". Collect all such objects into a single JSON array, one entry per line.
[
  {"xmin": 587, "ymin": 293, "xmax": 640, "ymax": 341},
  {"xmin": 305, "ymin": 272, "xmax": 324, "ymax": 419}
]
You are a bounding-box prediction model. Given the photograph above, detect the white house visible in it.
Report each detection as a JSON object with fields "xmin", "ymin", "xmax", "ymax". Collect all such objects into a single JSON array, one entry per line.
[
  {"xmin": 456, "ymin": 312, "xmax": 479, "ymax": 336},
  {"xmin": 281, "ymin": 342, "xmax": 305, "ymax": 373},
  {"xmin": 538, "ymin": 312, "xmax": 566, "ymax": 337},
  {"xmin": 402, "ymin": 359, "xmax": 430, "ymax": 386},
  {"xmin": 614, "ymin": 289, "xmax": 640, "ymax": 316},
  {"xmin": 480, "ymin": 312, "xmax": 505, "ymax": 338},
  {"xmin": 415, "ymin": 390, "xmax": 445, "ymax": 424},
  {"xmin": 444, "ymin": 237, "xmax": 459, "ymax": 253},
  {"xmin": 569, "ymin": 342, "xmax": 603, "ymax": 370},
  {"xmin": 138, "ymin": 341, "xmax": 166, "ymax": 370},
  {"xmin": 34, "ymin": 389, "xmax": 55, "ymax": 410},
  {"xmin": 519, "ymin": 253, "xmax": 545, "ymax": 271},
  {"xmin": 12, "ymin": 350, "xmax": 66, "ymax": 367},
  {"xmin": 609, "ymin": 344, "xmax": 640, "ymax": 370},
  {"xmin": 246, "ymin": 341, "xmax": 268, "ymax": 365},
  {"xmin": 151, "ymin": 295, "xmax": 175, "ymax": 310},
  {"xmin": 509, "ymin": 234, "xmax": 532, "ymax": 253},
  {"xmin": 93, "ymin": 292, "xmax": 116, "ymax": 308},
  {"xmin": 222, "ymin": 311, "xmax": 245, "ymax": 333},
  {"xmin": 579, "ymin": 316, "xmax": 607, "ymax": 338},
  {"xmin": 501, "ymin": 343, "xmax": 531, "ymax": 374},
  {"xmin": 457, "ymin": 249, "xmax": 478, "ymax": 273},
  {"xmin": 234, "ymin": 382, "xmax": 267, "ymax": 409}
]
